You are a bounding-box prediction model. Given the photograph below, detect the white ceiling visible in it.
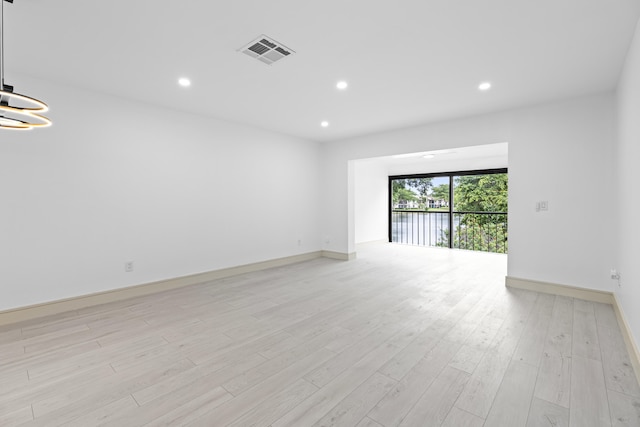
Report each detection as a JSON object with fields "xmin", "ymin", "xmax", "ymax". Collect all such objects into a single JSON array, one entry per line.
[
  {"xmin": 362, "ymin": 142, "xmax": 509, "ymax": 176},
  {"xmin": 4, "ymin": 0, "xmax": 640, "ymax": 142}
]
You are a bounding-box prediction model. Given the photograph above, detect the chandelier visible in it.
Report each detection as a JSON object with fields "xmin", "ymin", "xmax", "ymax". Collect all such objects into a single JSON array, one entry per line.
[{"xmin": 0, "ymin": 0, "xmax": 50, "ymax": 130}]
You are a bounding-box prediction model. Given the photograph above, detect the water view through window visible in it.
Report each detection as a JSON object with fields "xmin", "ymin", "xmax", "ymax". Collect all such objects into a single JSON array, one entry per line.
[{"xmin": 390, "ymin": 169, "xmax": 508, "ymax": 253}]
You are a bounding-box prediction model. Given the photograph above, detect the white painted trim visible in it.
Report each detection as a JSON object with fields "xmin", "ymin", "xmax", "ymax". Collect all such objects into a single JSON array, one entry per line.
[
  {"xmin": 505, "ymin": 276, "xmax": 613, "ymax": 304},
  {"xmin": 0, "ymin": 251, "xmax": 325, "ymax": 326},
  {"xmin": 612, "ymin": 293, "xmax": 640, "ymax": 388},
  {"xmin": 321, "ymin": 250, "xmax": 356, "ymax": 261},
  {"xmin": 505, "ymin": 275, "xmax": 640, "ymax": 387}
]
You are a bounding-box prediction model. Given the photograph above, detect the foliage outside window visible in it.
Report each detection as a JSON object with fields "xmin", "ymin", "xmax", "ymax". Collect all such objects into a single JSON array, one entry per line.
[
  {"xmin": 452, "ymin": 173, "xmax": 508, "ymax": 253},
  {"xmin": 390, "ymin": 171, "xmax": 507, "ymax": 254}
]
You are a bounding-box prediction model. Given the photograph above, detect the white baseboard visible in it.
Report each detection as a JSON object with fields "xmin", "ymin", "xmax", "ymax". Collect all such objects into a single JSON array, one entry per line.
[
  {"xmin": 0, "ymin": 250, "xmax": 355, "ymax": 327},
  {"xmin": 321, "ymin": 250, "xmax": 356, "ymax": 261},
  {"xmin": 505, "ymin": 276, "xmax": 614, "ymax": 304},
  {"xmin": 506, "ymin": 275, "xmax": 640, "ymax": 387},
  {"xmin": 612, "ymin": 293, "xmax": 640, "ymax": 389}
]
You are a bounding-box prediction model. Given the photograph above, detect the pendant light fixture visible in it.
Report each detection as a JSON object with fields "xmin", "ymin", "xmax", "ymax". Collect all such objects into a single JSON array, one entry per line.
[{"xmin": 0, "ymin": 0, "xmax": 50, "ymax": 130}]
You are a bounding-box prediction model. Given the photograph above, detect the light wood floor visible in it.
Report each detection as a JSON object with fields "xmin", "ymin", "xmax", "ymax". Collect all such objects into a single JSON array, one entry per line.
[{"xmin": 1, "ymin": 243, "xmax": 639, "ymax": 426}]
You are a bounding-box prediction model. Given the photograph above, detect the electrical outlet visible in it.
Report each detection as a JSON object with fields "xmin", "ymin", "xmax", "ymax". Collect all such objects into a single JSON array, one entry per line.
[
  {"xmin": 125, "ymin": 261, "xmax": 134, "ymax": 272},
  {"xmin": 610, "ymin": 268, "xmax": 620, "ymax": 283},
  {"xmin": 536, "ymin": 201, "xmax": 549, "ymax": 212}
]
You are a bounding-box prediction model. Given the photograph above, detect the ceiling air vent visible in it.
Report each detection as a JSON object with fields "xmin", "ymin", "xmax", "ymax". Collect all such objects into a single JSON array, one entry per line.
[{"xmin": 239, "ymin": 35, "xmax": 295, "ymax": 66}]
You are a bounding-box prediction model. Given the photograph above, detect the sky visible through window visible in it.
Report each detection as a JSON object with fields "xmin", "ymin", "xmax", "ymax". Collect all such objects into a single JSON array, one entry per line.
[{"xmin": 390, "ymin": 171, "xmax": 508, "ymax": 253}]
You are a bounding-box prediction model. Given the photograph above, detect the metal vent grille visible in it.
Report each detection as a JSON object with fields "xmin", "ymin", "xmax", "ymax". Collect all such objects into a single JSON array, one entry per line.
[{"xmin": 239, "ymin": 35, "xmax": 295, "ymax": 66}]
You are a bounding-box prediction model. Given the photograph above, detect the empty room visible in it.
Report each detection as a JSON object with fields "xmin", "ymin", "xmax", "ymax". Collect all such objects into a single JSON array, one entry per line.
[{"xmin": 1, "ymin": 0, "xmax": 640, "ymax": 426}]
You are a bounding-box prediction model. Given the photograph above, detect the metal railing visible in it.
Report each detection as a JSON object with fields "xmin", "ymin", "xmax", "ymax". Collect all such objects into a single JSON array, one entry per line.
[{"xmin": 390, "ymin": 210, "xmax": 507, "ymax": 253}]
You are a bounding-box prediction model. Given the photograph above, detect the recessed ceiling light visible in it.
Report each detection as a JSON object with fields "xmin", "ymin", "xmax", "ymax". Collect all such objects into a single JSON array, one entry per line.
[
  {"xmin": 478, "ymin": 82, "xmax": 491, "ymax": 91},
  {"xmin": 178, "ymin": 77, "xmax": 191, "ymax": 87},
  {"xmin": 336, "ymin": 81, "xmax": 348, "ymax": 90},
  {"xmin": 321, "ymin": 121, "xmax": 329, "ymax": 128}
]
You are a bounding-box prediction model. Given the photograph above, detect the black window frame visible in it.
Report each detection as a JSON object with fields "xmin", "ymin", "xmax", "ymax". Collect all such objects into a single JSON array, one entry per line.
[{"xmin": 388, "ymin": 168, "xmax": 508, "ymax": 248}]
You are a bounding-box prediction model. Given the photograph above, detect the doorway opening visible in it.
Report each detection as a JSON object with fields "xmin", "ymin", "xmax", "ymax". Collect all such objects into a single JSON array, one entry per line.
[{"xmin": 389, "ymin": 168, "xmax": 508, "ymax": 253}]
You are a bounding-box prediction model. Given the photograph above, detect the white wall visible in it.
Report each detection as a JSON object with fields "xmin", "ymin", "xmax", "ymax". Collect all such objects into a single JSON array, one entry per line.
[
  {"xmin": 0, "ymin": 76, "xmax": 321, "ymax": 311},
  {"xmin": 0, "ymin": 71, "xmax": 625, "ymax": 318},
  {"xmin": 354, "ymin": 160, "xmax": 388, "ymax": 244},
  {"xmin": 386, "ymin": 153, "xmax": 508, "ymax": 176},
  {"xmin": 353, "ymin": 144, "xmax": 508, "ymax": 245},
  {"xmin": 321, "ymin": 93, "xmax": 617, "ymax": 291},
  {"xmin": 616, "ymin": 19, "xmax": 640, "ymax": 347}
]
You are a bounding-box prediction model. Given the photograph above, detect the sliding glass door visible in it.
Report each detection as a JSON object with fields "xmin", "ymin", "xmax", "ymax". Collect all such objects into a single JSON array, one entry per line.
[{"xmin": 389, "ymin": 169, "xmax": 508, "ymax": 253}]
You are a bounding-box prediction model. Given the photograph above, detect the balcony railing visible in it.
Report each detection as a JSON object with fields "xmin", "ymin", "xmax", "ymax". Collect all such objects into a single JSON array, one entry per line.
[{"xmin": 390, "ymin": 210, "xmax": 508, "ymax": 254}]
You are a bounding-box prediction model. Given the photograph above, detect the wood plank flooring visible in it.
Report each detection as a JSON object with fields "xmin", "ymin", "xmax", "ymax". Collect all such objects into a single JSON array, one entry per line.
[{"xmin": 1, "ymin": 243, "xmax": 639, "ymax": 426}]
